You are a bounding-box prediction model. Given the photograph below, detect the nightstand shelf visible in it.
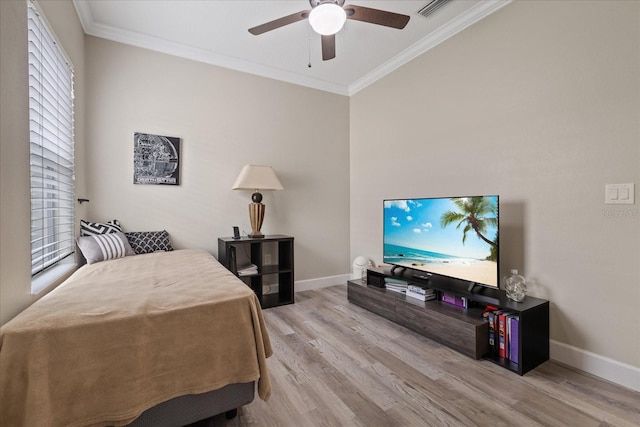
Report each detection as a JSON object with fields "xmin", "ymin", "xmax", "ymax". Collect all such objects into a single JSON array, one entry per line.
[{"xmin": 218, "ymin": 235, "xmax": 294, "ymax": 308}]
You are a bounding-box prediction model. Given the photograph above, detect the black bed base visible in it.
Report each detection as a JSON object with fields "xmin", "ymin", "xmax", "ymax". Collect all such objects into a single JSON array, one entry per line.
[{"xmin": 123, "ymin": 381, "xmax": 255, "ymax": 427}]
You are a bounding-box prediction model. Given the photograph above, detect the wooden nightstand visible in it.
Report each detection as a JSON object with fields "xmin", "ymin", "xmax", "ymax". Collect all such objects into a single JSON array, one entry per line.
[{"xmin": 218, "ymin": 235, "xmax": 294, "ymax": 308}]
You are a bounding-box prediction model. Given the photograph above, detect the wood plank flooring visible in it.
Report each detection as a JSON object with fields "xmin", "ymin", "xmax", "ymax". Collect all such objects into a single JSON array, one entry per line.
[{"xmin": 201, "ymin": 285, "xmax": 639, "ymax": 427}]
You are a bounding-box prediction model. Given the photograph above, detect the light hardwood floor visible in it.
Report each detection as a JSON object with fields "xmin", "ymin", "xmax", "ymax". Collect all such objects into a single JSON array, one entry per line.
[{"xmin": 202, "ymin": 285, "xmax": 639, "ymax": 427}]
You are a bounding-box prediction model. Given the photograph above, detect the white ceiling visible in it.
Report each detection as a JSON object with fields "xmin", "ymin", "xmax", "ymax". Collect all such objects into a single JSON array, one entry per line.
[{"xmin": 72, "ymin": 0, "xmax": 510, "ymax": 96}]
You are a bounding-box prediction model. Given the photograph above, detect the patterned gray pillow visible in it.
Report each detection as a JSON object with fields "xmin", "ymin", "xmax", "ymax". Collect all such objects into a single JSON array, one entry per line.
[
  {"xmin": 125, "ymin": 230, "xmax": 173, "ymax": 255},
  {"xmin": 76, "ymin": 231, "xmax": 135, "ymax": 264}
]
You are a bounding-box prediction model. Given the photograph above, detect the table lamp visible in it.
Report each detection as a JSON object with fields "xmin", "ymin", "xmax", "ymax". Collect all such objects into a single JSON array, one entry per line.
[{"xmin": 232, "ymin": 165, "xmax": 283, "ymax": 238}]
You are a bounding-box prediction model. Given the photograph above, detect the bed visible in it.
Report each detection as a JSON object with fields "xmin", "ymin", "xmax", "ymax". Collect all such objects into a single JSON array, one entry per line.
[{"xmin": 0, "ymin": 249, "xmax": 272, "ymax": 427}]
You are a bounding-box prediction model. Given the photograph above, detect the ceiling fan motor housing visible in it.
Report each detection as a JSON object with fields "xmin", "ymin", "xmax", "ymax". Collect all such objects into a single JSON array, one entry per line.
[
  {"xmin": 310, "ymin": 0, "xmax": 346, "ymax": 8},
  {"xmin": 309, "ymin": 1, "xmax": 348, "ymax": 36}
]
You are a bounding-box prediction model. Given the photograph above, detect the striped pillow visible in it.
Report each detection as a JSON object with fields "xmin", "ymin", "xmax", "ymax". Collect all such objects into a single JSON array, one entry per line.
[{"xmin": 76, "ymin": 231, "xmax": 135, "ymax": 264}]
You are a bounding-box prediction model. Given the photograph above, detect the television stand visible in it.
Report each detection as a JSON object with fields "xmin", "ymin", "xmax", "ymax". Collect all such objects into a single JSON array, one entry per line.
[{"xmin": 348, "ymin": 267, "xmax": 549, "ymax": 375}]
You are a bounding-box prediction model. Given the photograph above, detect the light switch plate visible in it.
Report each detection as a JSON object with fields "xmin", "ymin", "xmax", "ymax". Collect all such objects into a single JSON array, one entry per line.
[{"xmin": 605, "ymin": 183, "xmax": 635, "ymax": 204}]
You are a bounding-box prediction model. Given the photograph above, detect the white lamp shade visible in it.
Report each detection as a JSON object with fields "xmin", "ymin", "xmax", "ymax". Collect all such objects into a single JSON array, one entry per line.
[
  {"xmin": 232, "ymin": 164, "xmax": 283, "ymax": 191},
  {"xmin": 309, "ymin": 3, "xmax": 347, "ymax": 36}
]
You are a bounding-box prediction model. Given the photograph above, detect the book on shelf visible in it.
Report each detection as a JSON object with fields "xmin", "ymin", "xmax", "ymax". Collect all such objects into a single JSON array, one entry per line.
[
  {"xmin": 406, "ymin": 289, "xmax": 424, "ymax": 300},
  {"xmin": 405, "ymin": 285, "xmax": 436, "ymax": 301},
  {"xmin": 440, "ymin": 292, "xmax": 467, "ymax": 308},
  {"xmin": 384, "ymin": 278, "xmax": 408, "ymax": 293},
  {"xmin": 508, "ymin": 315, "xmax": 520, "ymax": 364},
  {"xmin": 384, "ymin": 277, "xmax": 408, "ymax": 286},
  {"xmin": 505, "ymin": 313, "xmax": 514, "ymax": 360},
  {"xmin": 487, "ymin": 311, "xmax": 497, "ymax": 353},
  {"xmin": 385, "ymin": 282, "xmax": 407, "ymax": 287},
  {"xmin": 237, "ymin": 263, "xmax": 258, "ymax": 276},
  {"xmin": 385, "ymin": 282, "xmax": 407, "ymax": 289},
  {"xmin": 498, "ymin": 311, "xmax": 507, "ymax": 358},
  {"xmin": 492, "ymin": 310, "xmax": 502, "ymax": 356}
]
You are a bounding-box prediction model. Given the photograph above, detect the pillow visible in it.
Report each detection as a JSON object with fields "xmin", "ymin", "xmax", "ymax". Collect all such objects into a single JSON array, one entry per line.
[
  {"xmin": 76, "ymin": 231, "xmax": 135, "ymax": 264},
  {"xmin": 80, "ymin": 219, "xmax": 122, "ymax": 236},
  {"xmin": 125, "ymin": 230, "xmax": 173, "ymax": 255}
]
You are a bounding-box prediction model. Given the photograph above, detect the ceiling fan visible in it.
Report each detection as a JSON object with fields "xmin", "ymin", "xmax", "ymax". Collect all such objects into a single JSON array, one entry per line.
[{"xmin": 248, "ymin": 0, "xmax": 410, "ymax": 61}]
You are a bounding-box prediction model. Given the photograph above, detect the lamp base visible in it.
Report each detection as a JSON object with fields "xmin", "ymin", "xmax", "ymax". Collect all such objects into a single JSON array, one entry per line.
[{"xmin": 248, "ymin": 202, "xmax": 265, "ymax": 239}]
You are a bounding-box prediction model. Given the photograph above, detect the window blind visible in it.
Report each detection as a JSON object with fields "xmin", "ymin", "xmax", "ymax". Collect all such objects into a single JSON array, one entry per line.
[{"xmin": 28, "ymin": 3, "xmax": 75, "ymax": 277}]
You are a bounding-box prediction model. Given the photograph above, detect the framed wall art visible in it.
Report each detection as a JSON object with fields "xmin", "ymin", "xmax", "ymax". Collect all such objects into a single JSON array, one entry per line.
[{"xmin": 133, "ymin": 132, "xmax": 180, "ymax": 185}]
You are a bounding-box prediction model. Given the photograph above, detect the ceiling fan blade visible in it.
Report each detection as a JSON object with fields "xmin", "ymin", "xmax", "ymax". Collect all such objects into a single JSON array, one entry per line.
[
  {"xmin": 248, "ymin": 10, "xmax": 309, "ymax": 35},
  {"xmin": 321, "ymin": 34, "xmax": 336, "ymax": 61},
  {"xmin": 344, "ymin": 5, "xmax": 410, "ymax": 29}
]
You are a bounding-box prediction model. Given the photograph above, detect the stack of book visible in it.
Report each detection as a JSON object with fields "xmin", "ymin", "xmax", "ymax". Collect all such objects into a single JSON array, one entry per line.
[
  {"xmin": 486, "ymin": 309, "xmax": 520, "ymax": 364},
  {"xmin": 406, "ymin": 285, "xmax": 436, "ymax": 301},
  {"xmin": 384, "ymin": 277, "xmax": 408, "ymax": 294},
  {"xmin": 237, "ymin": 263, "xmax": 258, "ymax": 276}
]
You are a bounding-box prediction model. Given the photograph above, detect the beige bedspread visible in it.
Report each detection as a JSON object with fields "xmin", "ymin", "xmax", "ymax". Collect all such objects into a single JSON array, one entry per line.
[{"xmin": 0, "ymin": 249, "xmax": 272, "ymax": 427}]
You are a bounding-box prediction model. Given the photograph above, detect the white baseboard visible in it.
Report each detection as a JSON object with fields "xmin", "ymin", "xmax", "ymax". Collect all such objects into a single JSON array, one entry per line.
[
  {"xmin": 293, "ymin": 277, "xmax": 640, "ymax": 392},
  {"xmin": 295, "ymin": 274, "xmax": 351, "ymax": 292},
  {"xmin": 550, "ymin": 339, "xmax": 640, "ymax": 392}
]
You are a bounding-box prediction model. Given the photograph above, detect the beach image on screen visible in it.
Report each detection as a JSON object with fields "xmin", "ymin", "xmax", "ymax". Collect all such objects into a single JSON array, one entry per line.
[{"xmin": 383, "ymin": 196, "xmax": 499, "ymax": 287}]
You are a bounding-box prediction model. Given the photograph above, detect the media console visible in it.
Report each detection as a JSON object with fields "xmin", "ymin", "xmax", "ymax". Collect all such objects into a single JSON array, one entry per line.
[{"xmin": 347, "ymin": 267, "xmax": 549, "ymax": 375}]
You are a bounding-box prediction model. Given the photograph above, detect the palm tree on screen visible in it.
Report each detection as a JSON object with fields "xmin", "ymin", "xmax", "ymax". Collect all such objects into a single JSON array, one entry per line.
[{"xmin": 440, "ymin": 197, "xmax": 497, "ymax": 255}]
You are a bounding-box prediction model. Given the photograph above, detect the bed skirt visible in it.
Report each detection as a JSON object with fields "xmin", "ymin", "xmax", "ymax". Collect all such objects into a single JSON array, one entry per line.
[{"xmin": 124, "ymin": 381, "xmax": 255, "ymax": 427}]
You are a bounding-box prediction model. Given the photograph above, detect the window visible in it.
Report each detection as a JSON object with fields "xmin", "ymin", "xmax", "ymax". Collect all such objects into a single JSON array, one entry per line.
[{"xmin": 28, "ymin": 1, "xmax": 76, "ymax": 293}]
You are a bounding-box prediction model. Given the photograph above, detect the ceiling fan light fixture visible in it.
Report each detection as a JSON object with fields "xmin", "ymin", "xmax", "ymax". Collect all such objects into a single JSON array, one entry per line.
[{"xmin": 308, "ymin": 3, "xmax": 346, "ymax": 35}]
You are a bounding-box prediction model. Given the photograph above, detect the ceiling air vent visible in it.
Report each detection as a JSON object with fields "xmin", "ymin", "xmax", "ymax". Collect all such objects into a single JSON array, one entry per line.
[{"xmin": 417, "ymin": 0, "xmax": 452, "ymax": 18}]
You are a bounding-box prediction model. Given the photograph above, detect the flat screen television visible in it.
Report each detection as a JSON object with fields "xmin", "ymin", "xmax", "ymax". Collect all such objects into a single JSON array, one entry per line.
[{"xmin": 383, "ymin": 195, "xmax": 499, "ymax": 288}]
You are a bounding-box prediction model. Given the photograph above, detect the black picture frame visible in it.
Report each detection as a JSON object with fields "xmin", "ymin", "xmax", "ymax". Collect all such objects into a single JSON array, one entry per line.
[{"xmin": 133, "ymin": 132, "xmax": 180, "ymax": 185}]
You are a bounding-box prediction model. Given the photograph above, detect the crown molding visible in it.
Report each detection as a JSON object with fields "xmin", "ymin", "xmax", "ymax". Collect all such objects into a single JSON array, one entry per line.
[
  {"xmin": 73, "ymin": 0, "xmax": 510, "ymax": 97},
  {"xmin": 72, "ymin": 1, "xmax": 350, "ymax": 96}
]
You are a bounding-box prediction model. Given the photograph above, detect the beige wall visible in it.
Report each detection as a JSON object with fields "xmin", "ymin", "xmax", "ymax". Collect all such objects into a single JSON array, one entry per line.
[
  {"xmin": 350, "ymin": 0, "xmax": 639, "ymax": 367},
  {"xmin": 84, "ymin": 36, "xmax": 350, "ymax": 281},
  {"xmin": 0, "ymin": 0, "xmax": 86, "ymax": 325}
]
